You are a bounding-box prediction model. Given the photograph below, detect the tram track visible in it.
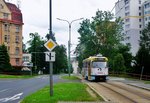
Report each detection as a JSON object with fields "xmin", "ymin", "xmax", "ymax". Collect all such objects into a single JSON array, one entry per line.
[
  {"xmin": 106, "ymin": 82, "xmax": 150, "ymax": 100},
  {"xmin": 87, "ymin": 81, "xmax": 150, "ymax": 103}
]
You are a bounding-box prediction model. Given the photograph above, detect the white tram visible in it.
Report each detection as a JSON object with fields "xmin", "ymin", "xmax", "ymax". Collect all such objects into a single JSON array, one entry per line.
[{"xmin": 82, "ymin": 55, "xmax": 108, "ymax": 81}]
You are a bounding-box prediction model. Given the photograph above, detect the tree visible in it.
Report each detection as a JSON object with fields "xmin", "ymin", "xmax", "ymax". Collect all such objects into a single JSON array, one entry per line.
[
  {"xmin": 54, "ymin": 45, "xmax": 68, "ymax": 74},
  {"xmin": 0, "ymin": 44, "xmax": 12, "ymax": 71},
  {"xmin": 27, "ymin": 32, "xmax": 47, "ymax": 73},
  {"xmin": 113, "ymin": 53, "xmax": 125, "ymax": 74},
  {"xmin": 27, "ymin": 32, "xmax": 68, "ymax": 74},
  {"xmin": 76, "ymin": 10, "xmax": 128, "ymax": 70},
  {"xmin": 117, "ymin": 44, "xmax": 132, "ymax": 72},
  {"xmin": 135, "ymin": 22, "xmax": 150, "ymax": 74},
  {"xmin": 45, "ymin": 32, "xmax": 56, "ymax": 42}
]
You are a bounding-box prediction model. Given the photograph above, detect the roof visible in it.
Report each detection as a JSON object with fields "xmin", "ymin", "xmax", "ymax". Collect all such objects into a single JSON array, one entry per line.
[
  {"xmin": 6, "ymin": 3, "xmax": 23, "ymax": 24},
  {"xmin": 83, "ymin": 56, "xmax": 108, "ymax": 62}
]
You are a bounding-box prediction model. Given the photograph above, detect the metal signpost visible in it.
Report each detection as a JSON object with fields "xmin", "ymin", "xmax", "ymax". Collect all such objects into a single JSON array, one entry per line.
[{"xmin": 44, "ymin": 39, "xmax": 57, "ymax": 96}]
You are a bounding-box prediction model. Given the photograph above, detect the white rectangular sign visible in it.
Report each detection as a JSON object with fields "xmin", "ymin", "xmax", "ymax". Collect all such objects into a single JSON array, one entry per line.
[{"xmin": 45, "ymin": 52, "xmax": 55, "ymax": 62}]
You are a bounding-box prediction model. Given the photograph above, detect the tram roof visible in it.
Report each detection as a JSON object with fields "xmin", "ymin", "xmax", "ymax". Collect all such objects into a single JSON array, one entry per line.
[{"xmin": 83, "ymin": 56, "xmax": 108, "ymax": 62}]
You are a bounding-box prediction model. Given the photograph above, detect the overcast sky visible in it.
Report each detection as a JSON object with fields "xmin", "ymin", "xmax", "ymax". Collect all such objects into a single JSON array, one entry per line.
[{"xmin": 8, "ymin": 0, "xmax": 117, "ymax": 54}]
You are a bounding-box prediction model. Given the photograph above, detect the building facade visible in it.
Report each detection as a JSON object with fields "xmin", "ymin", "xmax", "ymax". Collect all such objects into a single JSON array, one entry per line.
[
  {"xmin": 143, "ymin": 0, "xmax": 150, "ymax": 26},
  {"xmin": 115, "ymin": 0, "xmax": 146, "ymax": 55},
  {"xmin": 0, "ymin": 0, "xmax": 23, "ymax": 67}
]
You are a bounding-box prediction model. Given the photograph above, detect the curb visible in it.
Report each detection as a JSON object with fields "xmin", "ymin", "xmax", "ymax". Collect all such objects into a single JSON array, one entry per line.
[
  {"xmin": 76, "ymin": 75, "xmax": 109, "ymax": 102},
  {"xmin": 86, "ymin": 83, "xmax": 108, "ymax": 102}
]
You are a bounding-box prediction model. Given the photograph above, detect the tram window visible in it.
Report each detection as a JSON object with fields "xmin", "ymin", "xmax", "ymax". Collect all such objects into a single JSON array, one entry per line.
[{"xmin": 92, "ymin": 62, "xmax": 107, "ymax": 68}]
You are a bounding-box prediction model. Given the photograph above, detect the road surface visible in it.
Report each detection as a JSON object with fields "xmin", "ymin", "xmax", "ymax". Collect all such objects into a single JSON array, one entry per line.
[{"xmin": 0, "ymin": 75, "xmax": 62, "ymax": 103}]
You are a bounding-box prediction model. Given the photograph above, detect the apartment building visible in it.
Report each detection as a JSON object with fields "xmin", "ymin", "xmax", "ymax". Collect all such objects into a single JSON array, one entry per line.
[
  {"xmin": 143, "ymin": 0, "xmax": 150, "ymax": 26},
  {"xmin": 0, "ymin": 0, "xmax": 23, "ymax": 67},
  {"xmin": 115, "ymin": 0, "xmax": 146, "ymax": 55}
]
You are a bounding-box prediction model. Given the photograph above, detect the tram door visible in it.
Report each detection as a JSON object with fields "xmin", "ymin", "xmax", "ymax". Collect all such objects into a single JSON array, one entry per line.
[{"xmin": 88, "ymin": 62, "xmax": 91, "ymax": 80}]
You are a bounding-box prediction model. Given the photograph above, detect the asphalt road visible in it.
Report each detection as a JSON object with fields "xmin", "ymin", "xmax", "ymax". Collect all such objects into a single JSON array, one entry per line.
[{"xmin": 0, "ymin": 75, "xmax": 62, "ymax": 103}]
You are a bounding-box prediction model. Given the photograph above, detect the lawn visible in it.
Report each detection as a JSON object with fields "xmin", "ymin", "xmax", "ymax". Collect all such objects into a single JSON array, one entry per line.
[
  {"xmin": 61, "ymin": 75, "xmax": 80, "ymax": 80},
  {"xmin": 21, "ymin": 82, "xmax": 102, "ymax": 103},
  {"xmin": 0, "ymin": 74, "xmax": 33, "ymax": 79}
]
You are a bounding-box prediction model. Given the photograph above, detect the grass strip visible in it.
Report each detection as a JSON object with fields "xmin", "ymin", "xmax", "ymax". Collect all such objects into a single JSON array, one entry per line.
[
  {"xmin": 21, "ymin": 82, "xmax": 101, "ymax": 103},
  {"xmin": 0, "ymin": 74, "xmax": 33, "ymax": 79},
  {"xmin": 61, "ymin": 75, "xmax": 80, "ymax": 80}
]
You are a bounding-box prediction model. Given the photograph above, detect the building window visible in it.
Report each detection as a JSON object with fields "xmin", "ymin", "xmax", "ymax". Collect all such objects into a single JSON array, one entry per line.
[
  {"xmin": 145, "ymin": 17, "xmax": 148, "ymax": 21},
  {"xmin": 125, "ymin": 18, "xmax": 130, "ymax": 22},
  {"xmin": 139, "ymin": 12, "xmax": 141, "ymax": 16},
  {"xmin": 16, "ymin": 25, "xmax": 20, "ymax": 32},
  {"xmin": 139, "ymin": 25, "xmax": 142, "ymax": 28},
  {"xmin": 125, "ymin": 30, "xmax": 130, "ymax": 34},
  {"xmin": 139, "ymin": 0, "xmax": 141, "ymax": 4},
  {"xmin": 16, "ymin": 58, "xmax": 19, "ymax": 65},
  {"xmin": 4, "ymin": 35, "xmax": 10, "ymax": 43},
  {"xmin": 139, "ymin": 19, "xmax": 141, "ymax": 22},
  {"xmin": 140, "ymin": 31, "xmax": 142, "ymax": 34},
  {"xmin": 145, "ymin": 11, "xmax": 147, "ymax": 15},
  {"xmin": 125, "ymin": 12, "xmax": 130, "ymax": 16},
  {"xmin": 139, "ymin": 6, "xmax": 141, "ymax": 10},
  {"xmin": 15, "ymin": 36, "xmax": 19, "ymax": 43},
  {"xmin": 145, "ymin": 3, "xmax": 150, "ymax": 9},
  {"xmin": 23, "ymin": 56, "xmax": 29, "ymax": 62},
  {"xmin": 0, "ymin": 4, "xmax": 3, "ymax": 10},
  {"xmin": 125, "ymin": 6, "xmax": 129, "ymax": 11},
  {"xmin": 3, "ymin": 13, "xmax": 8, "ymax": 19},
  {"xmin": 15, "ymin": 47, "xmax": 19, "ymax": 55},
  {"xmin": 4, "ymin": 24, "xmax": 9, "ymax": 31},
  {"xmin": 124, "ymin": 0, "xmax": 129, "ymax": 5},
  {"xmin": 125, "ymin": 24, "xmax": 130, "ymax": 29},
  {"xmin": 4, "ymin": 35, "xmax": 7, "ymax": 42}
]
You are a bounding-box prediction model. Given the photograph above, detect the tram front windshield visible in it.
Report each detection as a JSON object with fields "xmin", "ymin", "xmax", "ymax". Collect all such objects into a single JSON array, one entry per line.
[{"xmin": 92, "ymin": 61, "xmax": 106, "ymax": 68}]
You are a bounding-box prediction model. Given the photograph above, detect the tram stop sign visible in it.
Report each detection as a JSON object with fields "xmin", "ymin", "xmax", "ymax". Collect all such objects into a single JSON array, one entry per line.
[{"xmin": 44, "ymin": 39, "xmax": 57, "ymax": 51}]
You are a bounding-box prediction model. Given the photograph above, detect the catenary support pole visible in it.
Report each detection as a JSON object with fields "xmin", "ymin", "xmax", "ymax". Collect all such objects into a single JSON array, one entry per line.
[{"xmin": 49, "ymin": 0, "xmax": 53, "ymax": 96}]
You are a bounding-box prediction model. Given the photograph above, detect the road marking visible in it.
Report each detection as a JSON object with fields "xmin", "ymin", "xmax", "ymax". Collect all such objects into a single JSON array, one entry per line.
[
  {"xmin": 0, "ymin": 92, "xmax": 23, "ymax": 102},
  {"xmin": 0, "ymin": 89, "xmax": 9, "ymax": 93}
]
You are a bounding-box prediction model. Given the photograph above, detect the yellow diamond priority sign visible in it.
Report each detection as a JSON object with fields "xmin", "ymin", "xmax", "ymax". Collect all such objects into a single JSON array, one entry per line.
[{"xmin": 44, "ymin": 39, "xmax": 57, "ymax": 51}]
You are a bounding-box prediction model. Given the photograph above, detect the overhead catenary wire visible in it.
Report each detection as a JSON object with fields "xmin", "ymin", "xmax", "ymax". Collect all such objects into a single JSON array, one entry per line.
[{"xmin": 115, "ymin": 0, "xmax": 131, "ymax": 16}]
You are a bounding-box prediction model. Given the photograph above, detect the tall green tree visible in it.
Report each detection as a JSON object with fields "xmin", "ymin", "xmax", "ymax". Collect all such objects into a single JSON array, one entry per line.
[
  {"xmin": 113, "ymin": 53, "xmax": 125, "ymax": 74},
  {"xmin": 135, "ymin": 23, "xmax": 150, "ymax": 74},
  {"xmin": 76, "ymin": 10, "xmax": 129, "ymax": 71},
  {"xmin": 0, "ymin": 44, "xmax": 12, "ymax": 71},
  {"xmin": 27, "ymin": 32, "xmax": 47, "ymax": 72},
  {"xmin": 54, "ymin": 45, "xmax": 68, "ymax": 74},
  {"xmin": 27, "ymin": 32, "xmax": 68, "ymax": 74}
]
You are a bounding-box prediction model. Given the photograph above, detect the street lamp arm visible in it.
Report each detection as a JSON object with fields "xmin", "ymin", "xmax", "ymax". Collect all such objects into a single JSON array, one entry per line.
[
  {"xmin": 70, "ymin": 18, "xmax": 84, "ymax": 24},
  {"xmin": 56, "ymin": 18, "xmax": 69, "ymax": 24},
  {"xmin": 57, "ymin": 18, "xmax": 84, "ymax": 25}
]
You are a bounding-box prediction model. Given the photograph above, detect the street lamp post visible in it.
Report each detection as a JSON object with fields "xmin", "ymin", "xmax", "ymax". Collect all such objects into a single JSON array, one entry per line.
[{"xmin": 57, "ymin": 18, "xmax": 83, "ymax": 77}]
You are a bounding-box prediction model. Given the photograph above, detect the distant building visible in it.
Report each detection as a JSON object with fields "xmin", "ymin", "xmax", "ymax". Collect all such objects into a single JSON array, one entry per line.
[
  {"xmin": 22, "ymin": 53, "xmax": 33, "ymax": 70},
  {"xmin": 71, "ymin": 57, "xmax": 79, "ymax": 74},
  {"xmin": 0, "ymin": 0, "xmax": 23, "ymax": 67},
  {"xmin": 22, "ymin": 53, "xmax": 31, "ymax": 63},
  {"xmin": 115, "ymin": 0, "xmax": 146, "ymax": 55}
]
